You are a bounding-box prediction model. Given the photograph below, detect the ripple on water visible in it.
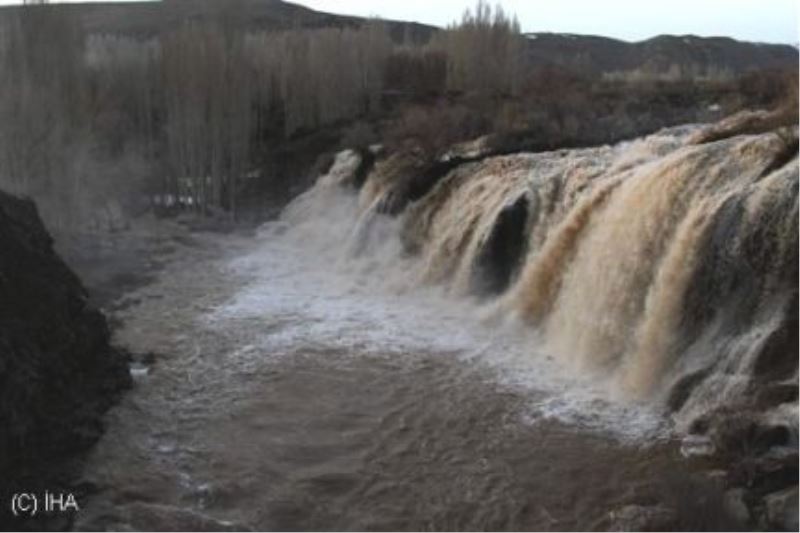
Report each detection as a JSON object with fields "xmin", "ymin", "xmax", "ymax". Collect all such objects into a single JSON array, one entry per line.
[
  {"xmin": 79, "ymin": 227, "xmax": 686, "ymax": 532},
  {"xmin": 206, "ymin": 231, "xmax": 670, "ymax": 443}
]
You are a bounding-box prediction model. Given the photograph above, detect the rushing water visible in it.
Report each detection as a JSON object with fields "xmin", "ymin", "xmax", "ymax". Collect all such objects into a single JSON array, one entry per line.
[
  {"xmin": 77, "ymin": 124, "xmax": 797, "ymax": 530},
  {"xmin": 76, "ymin": 218, "xmax": 691, "ymax": 531}
]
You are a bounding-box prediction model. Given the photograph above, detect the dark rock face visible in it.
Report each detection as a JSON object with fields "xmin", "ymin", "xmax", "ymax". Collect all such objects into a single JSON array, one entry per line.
[
  {"xmin": 0, "ymin": 191, "xmax": 130, "ymax": 524},
  {"xmin": 765, "ymin": 486, "xmax": 799, "ymax": 531},
  {"xmin": 472, "ymin": 195, "xmax": 529, "ymax": 296}
]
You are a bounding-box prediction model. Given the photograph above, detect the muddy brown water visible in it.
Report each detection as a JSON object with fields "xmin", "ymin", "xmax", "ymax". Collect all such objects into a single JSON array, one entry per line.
[{"xmin": 75, "ymin": 226, "xmax": 712, "ymax": 532}]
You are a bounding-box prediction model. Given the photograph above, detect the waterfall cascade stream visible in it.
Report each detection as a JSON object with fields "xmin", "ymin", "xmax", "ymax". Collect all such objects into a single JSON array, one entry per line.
[{"xmin": 78, "ymin": 121, "xmax": 798, "ymax": 530}]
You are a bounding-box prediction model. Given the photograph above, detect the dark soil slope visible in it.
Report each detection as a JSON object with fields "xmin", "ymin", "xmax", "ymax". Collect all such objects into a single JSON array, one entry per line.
[{"xmin": 0, "ymin": 191, "xmax": 130, "ymax": 527}]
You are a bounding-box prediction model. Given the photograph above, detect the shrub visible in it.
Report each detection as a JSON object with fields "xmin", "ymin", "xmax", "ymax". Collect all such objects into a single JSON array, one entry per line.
[{"xmin": 384, "ymin": 102, "xmax": 489, "ymax": 158}]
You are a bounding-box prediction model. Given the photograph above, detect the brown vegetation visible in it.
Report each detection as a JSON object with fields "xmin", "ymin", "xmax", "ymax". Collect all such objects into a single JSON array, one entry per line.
[{"xmin": 0, "ymin": 0, "xmax": 795, "ymax": 228}]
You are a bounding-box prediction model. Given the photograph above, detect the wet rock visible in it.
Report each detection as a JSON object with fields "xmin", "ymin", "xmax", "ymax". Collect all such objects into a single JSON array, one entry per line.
[
  {"xmin": 680, "ymin": 434, "xmax": 715, "ymax": 458},
  {"xmin": 0, "ymin": 190, "xmax": 130, "ymax": 526},
  {"xmin": 754, "ymin": 383, "xmax": 799, "ymax": 409},
  {"xmin": 471, "ymin": 195, "xmax": 529, "ymax": 296},
  {"xmin": 658, "ymin": 473, "xmax": 747, "ymax": 531},
  {"xmin": 705, "ymin": 469, "xmax": 730, "ymax": 488},
  {"xmin": 765, "ymin": 486, "xmax": 799, "ymax": 532},
  {"xmin": 723, "ymin": 488, "xmax": 751, "ymax": 524},
  {"xmin": 695, "ymin": 410, "xmax": 798, "ymax": 496},
  {"xmin": 359, "ymin": 148, "xmax": 430, "ymax": 215},
  {"xmin": 132, "ymin": 350, "xmax": 157, "ymax": 365},
  {"xmin": 752, "ymin": 298, "xmax": 799, "ymax": 382},
  {"xmin": 688, "ymin": 109, "xmax": 795, "ymax": 144},
  {"xmin": 749, "ymin": 447, "xmax": 799, "ymax": 495},
  {"xmin": 667, "ymin": 368, "xmax": 710, "ymax": 411},
  {"xmin": 607, "ymin": 504, "xmax": 676, "ymax": 531},
  {"xmin": 703, "ymin": 412, "xmax": 792, "ymax": 463}
]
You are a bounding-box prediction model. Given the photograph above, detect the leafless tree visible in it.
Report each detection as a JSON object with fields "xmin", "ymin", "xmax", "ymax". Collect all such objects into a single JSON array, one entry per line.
[
  {"xmin": 0, "ymin": 0, "xmax": 89, "ymax": 226},
  {"xmin": 432, "ymin": 0, "xmax": 525, "ymax": 97}
]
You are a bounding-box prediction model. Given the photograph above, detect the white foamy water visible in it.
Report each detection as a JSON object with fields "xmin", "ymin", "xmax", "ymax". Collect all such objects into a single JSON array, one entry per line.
[{"xmin": 206, "ymin": 215, "xmax": 669, "ymax": 442}]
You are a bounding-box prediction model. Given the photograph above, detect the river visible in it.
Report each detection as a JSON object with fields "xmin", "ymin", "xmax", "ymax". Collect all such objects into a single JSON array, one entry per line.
[{"xmin": 74, "ymin": 217, "xmax": 717, "ymax": 531}]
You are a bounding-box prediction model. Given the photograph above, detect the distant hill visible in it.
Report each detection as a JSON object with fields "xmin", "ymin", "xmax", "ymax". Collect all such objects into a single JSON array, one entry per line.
[
  {"xmin": 0, "ymin": 0, "xmax": 437, "ymax": 42},
  {"xmin": 0, "ymin": 0, "xmax": 795, "ymax": 77},
  {"xmin": 524, "ymin": 32, "xmax": 798, "ymax": 77}
]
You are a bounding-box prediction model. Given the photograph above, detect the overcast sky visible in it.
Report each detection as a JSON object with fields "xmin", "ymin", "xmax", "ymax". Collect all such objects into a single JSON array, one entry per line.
[
  {"xmin": 296, "ymin": 0, "xmax": 798, "ymax": 44},
  {"xmin": 0, "ymin": 0, "xmax": 797, "ymax": 44}
]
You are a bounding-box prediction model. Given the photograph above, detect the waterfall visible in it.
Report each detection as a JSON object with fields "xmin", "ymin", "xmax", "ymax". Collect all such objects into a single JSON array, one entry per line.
[{"xmin": 279, "ymin": 121, "xmax": 799, "ymax": 437}]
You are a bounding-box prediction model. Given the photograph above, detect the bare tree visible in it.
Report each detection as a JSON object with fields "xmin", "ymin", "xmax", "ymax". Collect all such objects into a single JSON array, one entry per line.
[
  {"xmin": 247, "ymin": 21, "xmax": 392, "ymax": 137},
  {"xmin": 0, "ymin": 0, "xmax": 89, "ymax": 226},
  {"xmin": 0, "ymin": 0, "xmax": 533, "ymax": 224},
  {"xmin": 432, "ymin": 0, "xmax": 525, "ymax": 97},
  {"xmin": 161, "ymin": 12, "xmax": 254, "ymax": 217}
]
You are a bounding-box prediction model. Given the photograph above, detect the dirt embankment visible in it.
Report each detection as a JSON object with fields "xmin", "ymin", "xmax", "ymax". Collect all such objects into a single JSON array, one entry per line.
[{"xmin": 0, "ymin": 190, "xmax": 132, "ymax": 529}]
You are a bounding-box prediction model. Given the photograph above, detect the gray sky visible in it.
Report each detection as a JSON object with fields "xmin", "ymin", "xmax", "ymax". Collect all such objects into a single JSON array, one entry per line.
[
  {"xmin": 295, "ymin": 0, "xmax": 798, "ymax": 44},
  {"xmin": 1, "ymin": 0, "xmax": 797, "ymax": 44}
]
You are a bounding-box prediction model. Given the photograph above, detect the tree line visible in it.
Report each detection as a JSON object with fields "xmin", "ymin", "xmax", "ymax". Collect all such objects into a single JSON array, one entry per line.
[
  {"xmin": 2, "ymin": 0, "xmax": 792, "ymax": 228},
  {"xmin": 0, "ymin": 0, "xmax": 524, "ymax": 227}
]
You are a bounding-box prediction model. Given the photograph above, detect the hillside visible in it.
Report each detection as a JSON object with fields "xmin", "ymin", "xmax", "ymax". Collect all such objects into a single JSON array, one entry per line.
[
  {"xmin": 0, "ymin": 1, "xmax": 794, "ymax": 77},
  {"xmin": 524, "ymin": 32, "xmax": 799, "ymax": 76},
  {"xmin": 0, "ymin": 0, "xmax": 437, "ymax": 42}
]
